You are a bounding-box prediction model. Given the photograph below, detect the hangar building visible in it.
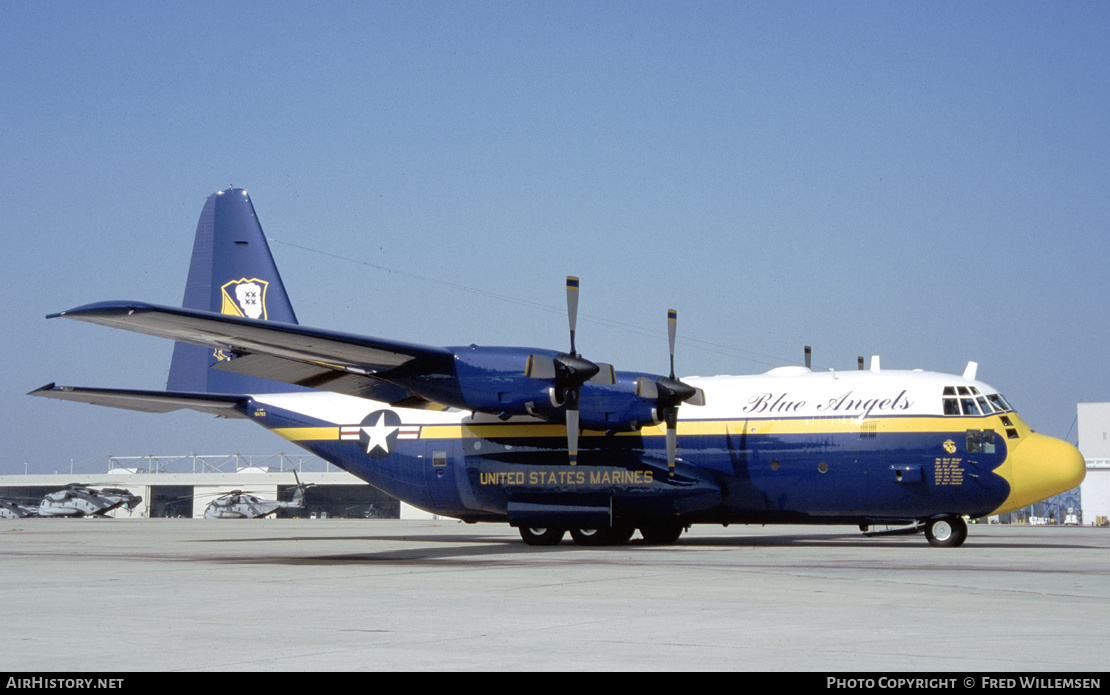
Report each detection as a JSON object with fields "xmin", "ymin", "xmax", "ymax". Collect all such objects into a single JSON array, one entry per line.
[
  {"xmin": 0, "ymin": 455, "xmax": 432, "ymax": 520},
  {"xmin": 1078, "ymin": 403, "xmax": 1110, "ymax": 525}
]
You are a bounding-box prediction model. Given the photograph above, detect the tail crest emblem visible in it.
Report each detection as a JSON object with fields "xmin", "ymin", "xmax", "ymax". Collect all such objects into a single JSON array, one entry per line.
[{"xmin": 220, "ymin": 278, "xmax": 270, "ymax": 320}]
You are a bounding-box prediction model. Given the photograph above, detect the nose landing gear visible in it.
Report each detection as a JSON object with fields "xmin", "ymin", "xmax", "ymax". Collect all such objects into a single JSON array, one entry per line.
[{"xmin": 924, "ymin": 515, "xmax": 968, "ymax": 548}]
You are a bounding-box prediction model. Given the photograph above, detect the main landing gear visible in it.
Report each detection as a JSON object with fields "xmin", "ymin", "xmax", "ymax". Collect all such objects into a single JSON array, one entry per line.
[{"xmin": 518, "ymin": 521, "xmax": 686, "ymax": 547}]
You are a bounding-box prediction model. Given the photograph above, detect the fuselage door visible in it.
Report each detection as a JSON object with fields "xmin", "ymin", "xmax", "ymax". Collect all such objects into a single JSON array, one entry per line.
[{"xmin": 424, "ymin": 438, "xmax": 464, "ymax": 512}]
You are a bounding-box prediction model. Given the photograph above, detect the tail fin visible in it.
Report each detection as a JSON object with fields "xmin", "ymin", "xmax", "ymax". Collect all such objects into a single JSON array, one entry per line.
[{"xmin": 167, "ymin": 188, "xmax": 300, "ymax": 394}]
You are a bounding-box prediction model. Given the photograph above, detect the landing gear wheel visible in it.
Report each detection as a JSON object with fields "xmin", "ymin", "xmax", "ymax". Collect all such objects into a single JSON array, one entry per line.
[
  {"xmin": 519, "ymin": 526, "xmax": 565, "ymax": 546},
  {"xmin": 925, "ymin": 516, "xmax": 968, "ymax": 548},
  {"xmin": 570, "ymin": 528, "xmax": 604, "ymax": 546},
  {"xmin": 607, "ymin": 523, "xmax": 635, "ymax": 546},
  {"xmin": 639, "ymin": 522, "xmax": 685, "ymax": 545},
  {"xmin": 569, "ymin": 524, "xmax": 634, "ymax": 546}
]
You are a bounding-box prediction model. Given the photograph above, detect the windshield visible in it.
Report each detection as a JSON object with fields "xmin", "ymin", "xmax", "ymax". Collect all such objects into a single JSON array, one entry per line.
[{"xmin": 942, "ymin": 386, "xmax": 1013, "ymax": 416}]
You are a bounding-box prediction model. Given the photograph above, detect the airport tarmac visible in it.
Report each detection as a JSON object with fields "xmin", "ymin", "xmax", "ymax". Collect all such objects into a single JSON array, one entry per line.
[{"xmin": 1, "ymin": 519, "xmax": 1107, "ymax": 672}]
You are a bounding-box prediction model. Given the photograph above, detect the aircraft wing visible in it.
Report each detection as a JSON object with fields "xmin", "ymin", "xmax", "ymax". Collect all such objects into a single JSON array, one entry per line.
[
  {"xmin": 47, "ymin": 301, "xmax": 455, "ymax": 403},
  {"xmin": 29, "ymin": 383, "xmax": 251, "ymax": 418}
]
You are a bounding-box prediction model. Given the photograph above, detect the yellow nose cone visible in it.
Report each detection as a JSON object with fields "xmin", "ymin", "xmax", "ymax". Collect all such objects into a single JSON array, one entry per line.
[{"xmin": 993, "ymin": 433, "xmax": 1086, "ymax": 515}]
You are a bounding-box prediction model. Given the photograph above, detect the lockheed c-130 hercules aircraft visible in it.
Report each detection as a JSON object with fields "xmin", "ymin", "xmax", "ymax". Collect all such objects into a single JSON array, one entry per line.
[{"xmin": 31, "ymin": 188, "xmax": 1085, "ymax": 547}]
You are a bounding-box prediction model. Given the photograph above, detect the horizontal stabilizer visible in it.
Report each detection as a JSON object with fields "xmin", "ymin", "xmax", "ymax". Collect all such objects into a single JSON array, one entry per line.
[{"xmin": 28, "ymin": 383, "xmax": 250, "ymax": 418}]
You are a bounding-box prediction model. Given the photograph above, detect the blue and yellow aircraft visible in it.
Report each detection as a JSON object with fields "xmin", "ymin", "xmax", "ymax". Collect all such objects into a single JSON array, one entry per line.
[{"xmin": 31, "ymin": 188, "xmax": 1086, "ymax": 547}]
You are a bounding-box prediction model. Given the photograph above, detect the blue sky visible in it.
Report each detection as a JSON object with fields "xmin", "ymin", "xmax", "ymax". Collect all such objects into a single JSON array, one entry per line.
[{"xmin": 2, "ymin": 1, "xmax": 1107, "ymax": 475}]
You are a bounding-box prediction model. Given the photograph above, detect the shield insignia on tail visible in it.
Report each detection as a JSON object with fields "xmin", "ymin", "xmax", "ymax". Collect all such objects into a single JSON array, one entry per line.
[{"xmin": 220, "ymin": 278, "xmax": 269, "ymax": 319}]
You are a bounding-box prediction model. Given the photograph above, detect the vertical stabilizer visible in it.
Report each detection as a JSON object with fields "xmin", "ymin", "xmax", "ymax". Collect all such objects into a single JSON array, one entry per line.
[{"xmin": 167, "ymin": 188, "xmax": 300, "ymax": 394}]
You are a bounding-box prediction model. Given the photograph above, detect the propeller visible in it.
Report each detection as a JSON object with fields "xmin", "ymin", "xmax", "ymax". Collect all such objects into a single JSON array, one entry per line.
[
  {"xmin": 636, "ymin": 309, "xmax": 706, "ymax": 477},
  {"xmin": 525, "ymin": 277, "xmax": 615, "ymax": 465}
]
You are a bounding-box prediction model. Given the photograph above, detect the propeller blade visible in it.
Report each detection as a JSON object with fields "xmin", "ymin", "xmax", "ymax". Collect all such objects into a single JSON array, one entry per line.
[
  {"xmin": 525, "ymin": 354, "xmax": 557, "ymax": 380},
  {"xmin": 665, "ymin": 408, "xmax": 678, "ymax": 478},
  {"xmin": 590, "ymin": 362, "xmax": 616, "ymax": 385},
  {"xmin": 563, "ymin": 277, "xmax": 592, "ymax": 465},
  {"xmin": 668, "ymin": 309, "xmax": 678, "ymax": 378},
  {"xmin": 686, "ymin": 386, "xmax": 706, "ymax": 407},
  {"xmin": 566, "ymin": 402, "xmax": 580, "ymax": 466},
  {"xmin": 805, "ymin": 345, "xmax": 812, "ymax": 369},
  {"xmin": 566, "ymin": 276, "xmax": 579, "ymax": 355}
]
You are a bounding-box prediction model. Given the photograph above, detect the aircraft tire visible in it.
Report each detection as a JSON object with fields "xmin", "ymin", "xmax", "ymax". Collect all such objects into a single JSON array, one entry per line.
[
  {"xmin": 638, "ymin": 522, "xmax": 684, "ymax": 545},
  {"xmin": 519, "ymin": 527, "xmax": 566, "ymax": 546},
  {"xmin": 608, "ymin": 523, "xmax": 635, "ymax": 546},
  {"xmin": 924, "ymin": 516, "xmax": 968, "ymax": 548},
  {"xmin": 569, "ymin": 524, "xmax": 634, "ymax": 546}
]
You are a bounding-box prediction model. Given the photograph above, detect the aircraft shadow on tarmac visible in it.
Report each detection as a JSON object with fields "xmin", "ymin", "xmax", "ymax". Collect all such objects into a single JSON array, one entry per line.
[{"xmin": 187, "ymin": 529, "xmax": 1102, "ymax": 566}]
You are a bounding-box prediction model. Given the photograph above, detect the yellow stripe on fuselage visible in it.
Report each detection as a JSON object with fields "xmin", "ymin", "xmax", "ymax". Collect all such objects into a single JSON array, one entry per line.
[
  {"xmin": 268, "ymin": 413, "xmax": 1030, "ymax": 442},
  {"xmin": 272, "ymin": 426, "xmax": 340, "ymax": 441}
]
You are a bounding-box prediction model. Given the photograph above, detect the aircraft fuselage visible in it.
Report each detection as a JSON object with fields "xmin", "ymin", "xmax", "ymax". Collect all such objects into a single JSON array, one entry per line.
[{"xmin": 245, "ymin": 366, "xmax": 1084, "ymax": 532}]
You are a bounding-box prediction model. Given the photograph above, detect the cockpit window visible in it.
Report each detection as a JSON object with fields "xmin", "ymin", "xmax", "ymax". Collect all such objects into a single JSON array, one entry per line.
[
  {"xmin": 942, "ymin": 387, "xmax": 1014, "ymax": 415},
  {"xmin": 987, "ymin": 394, "xmax": 1012, "ymax": 412}
]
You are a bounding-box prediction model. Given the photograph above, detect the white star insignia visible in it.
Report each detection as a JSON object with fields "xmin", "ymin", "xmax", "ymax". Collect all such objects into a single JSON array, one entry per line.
[{"xmin": 362, "ymin": 413, "xmax": 398, "ymax": 455}]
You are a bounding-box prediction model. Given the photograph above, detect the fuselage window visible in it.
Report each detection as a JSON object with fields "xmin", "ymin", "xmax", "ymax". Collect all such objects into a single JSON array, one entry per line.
[
  {"xmin": 977, "ymin": 396, "xmax": 992, "ymax": 413},
  {"xmin": 967, "ymin": 429, "xmax": 997, "ymax": 454},
  {"xmin": 960, "ymin": 398, "xmax": 980, "ymax": 416},
  {"xmin": 944, "ymin": 398, "xmax": 961, "ymax": 415}
]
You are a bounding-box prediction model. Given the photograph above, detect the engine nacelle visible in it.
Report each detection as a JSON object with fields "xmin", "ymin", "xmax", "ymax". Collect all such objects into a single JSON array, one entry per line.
[
  {"xmin": 576, "ymin": 375, "xmax": 662, "ymax": 432},
  {"xmin": 449, "ymin": 345, "xmax": 563, "ymax": 416}
]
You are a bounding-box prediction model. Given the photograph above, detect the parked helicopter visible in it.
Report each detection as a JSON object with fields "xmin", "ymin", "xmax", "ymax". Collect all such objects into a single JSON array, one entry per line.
[
  {"xmin": 37, "ymin": 484, "xmax": 142, "ymax": 517},
  {"xmin": 202, "ymin": 472, "xmax": 314, "ymax": 519},
  {"xmin": 0, "ymin": 497, "xmax": 40, "ymax": 519}
]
